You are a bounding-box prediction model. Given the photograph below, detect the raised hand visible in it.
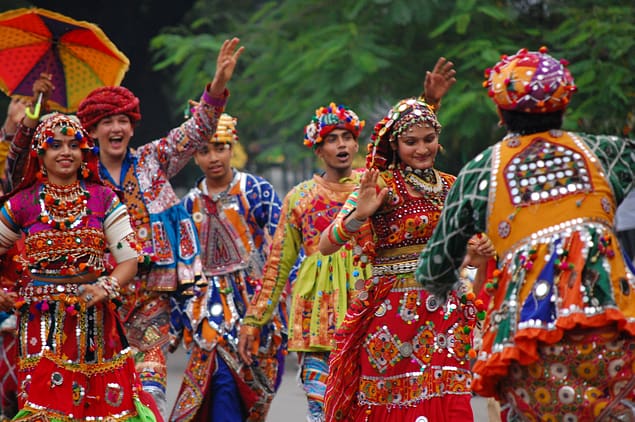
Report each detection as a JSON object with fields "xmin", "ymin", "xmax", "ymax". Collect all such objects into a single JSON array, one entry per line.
[
  {"xmin": 208, "ymin": 37, "xmax": 245, "ymax": 96},
  {"xmin": 422, "ymin": 57, "xmax": 456, "ymax": 107},
  {"xmin": 4, "ymin": 97, "xmax": 29, "ymax": 134},
  {"xmin": 354, "ymin": 169, "xmax": 388, "ymax": 220},
  {"xmin": 32, "ymin": 72, "xmax": 54, "ymax": 105},
  {"xmin": 21, "ymin": 73, "xmax": 55, "ymax": 125}
]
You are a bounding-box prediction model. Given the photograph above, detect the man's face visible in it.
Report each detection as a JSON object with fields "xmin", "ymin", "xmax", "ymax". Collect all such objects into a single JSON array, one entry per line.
[
  {"xmin": 314, "ymin": 129, "xmax": 359, "ymax": 172},
  {"xmin": 194, "ymin": 142, "xmax": 233, "ymax": 183},
  {"xmin": 88, "ymin": 113, "xmax": 133, "ymax": 162}
]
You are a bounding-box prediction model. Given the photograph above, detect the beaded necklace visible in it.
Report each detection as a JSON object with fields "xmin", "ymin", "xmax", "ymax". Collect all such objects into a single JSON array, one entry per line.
[
  {"xmin": 400, "ymin": 166, "xmax": 443, "ymax": 194},
  {"xmin": 38, "ymin": 181, "xmax": 91, "ymax": 230}
]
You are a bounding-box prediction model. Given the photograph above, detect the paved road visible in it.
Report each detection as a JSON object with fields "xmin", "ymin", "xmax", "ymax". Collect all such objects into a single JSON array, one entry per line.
[{"xmin": 166, "ymin": 348, "xmax": 492, "ymax": 421}]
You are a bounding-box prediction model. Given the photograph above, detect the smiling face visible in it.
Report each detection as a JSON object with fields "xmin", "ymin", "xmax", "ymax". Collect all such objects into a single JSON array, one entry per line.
[
  {"xmin": 393, "ymin": 125, "xmax": 439, "ymax": 170},
  {"xmin": 88, "ymin": 113, "xmax": 133, "ymax": 162},
  {"xmin": 41, "ymin": 129, "xmax": 83, "ymax": 185},
  {"xmin": 314, "ymin": 128, "xmax": 359, "ymax": 176}
]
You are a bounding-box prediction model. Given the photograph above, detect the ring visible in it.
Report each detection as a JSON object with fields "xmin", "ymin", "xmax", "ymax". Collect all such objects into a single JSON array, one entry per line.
[{"xmin": 85, "ymin": 294, "xmax": 93, "ymax": 302}]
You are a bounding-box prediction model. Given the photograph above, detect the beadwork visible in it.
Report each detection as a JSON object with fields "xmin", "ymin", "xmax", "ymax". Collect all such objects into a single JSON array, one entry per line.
[{"xmin": 38, "ymin": 181, "xmax": 91, "ymax": 230}]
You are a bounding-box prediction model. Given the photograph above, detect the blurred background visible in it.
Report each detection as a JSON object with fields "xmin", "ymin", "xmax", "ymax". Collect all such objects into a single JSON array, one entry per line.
[{"xmin": 1, "ymin": 0, "xmax": 633, "ymax": 197}]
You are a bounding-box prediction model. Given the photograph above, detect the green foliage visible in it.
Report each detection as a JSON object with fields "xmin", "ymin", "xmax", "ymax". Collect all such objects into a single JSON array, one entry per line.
[{"xmin": 150, "ymin": 0, "xmax": 634, "ymax": 174}]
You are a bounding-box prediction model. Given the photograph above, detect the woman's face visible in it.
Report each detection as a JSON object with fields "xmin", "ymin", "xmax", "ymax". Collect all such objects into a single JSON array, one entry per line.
[
  {"xmin": 394, "ymin": 125, "xmax": 439, "ymax": 170},
  {"xmin": 41, "ymin": 128, "xmax": 83, "ymax": 185}
]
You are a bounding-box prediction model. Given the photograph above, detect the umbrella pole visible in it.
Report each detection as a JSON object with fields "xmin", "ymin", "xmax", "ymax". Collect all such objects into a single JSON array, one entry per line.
[{"xmin": 25, "ymin": 92, "xmax": 43, "ymax": 120}]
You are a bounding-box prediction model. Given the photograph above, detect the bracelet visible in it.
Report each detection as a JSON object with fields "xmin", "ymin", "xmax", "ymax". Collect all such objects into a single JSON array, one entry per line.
[
  {"xmin": 328, "ymin": 219, "xmax": 356, "ymax": 246},
  {"xmin": 97, "ymin": 275, "xmax": 121, "ymax": 299},
  {"xmin": 344, "ymin": 215, "xmax": 365, "ymax": 232},
  {"xmin": 0, "ymin": 127, "xmax": 14, "ymax": 142},
  {"xmin": 201, "ymin": 86, "xmax": 229, "ymax": 107}
]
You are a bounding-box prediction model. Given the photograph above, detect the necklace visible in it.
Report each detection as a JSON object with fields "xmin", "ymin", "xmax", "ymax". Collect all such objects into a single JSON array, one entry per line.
[
  {"xmin": 39, "ymin": 181, "xmax": 91, "ymax": 230},
  {"xmin": 400, "ymin": 166, "xmax": 443, "ymax": 194},
  {"xmin": 207, "ymin": 171, "xmax": 239, "ymax": 202}
]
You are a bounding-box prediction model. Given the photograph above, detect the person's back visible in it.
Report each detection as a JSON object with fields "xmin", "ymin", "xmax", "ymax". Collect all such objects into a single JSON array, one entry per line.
[{"xmin": 416, "ymin": 47, "xmax": 635, "ymax": 420}]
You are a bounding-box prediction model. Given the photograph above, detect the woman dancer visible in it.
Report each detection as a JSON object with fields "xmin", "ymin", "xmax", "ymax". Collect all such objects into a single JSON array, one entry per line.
[
  {"xmin": 0, "ymin": 113, "xmax": 157, "ymax": 421},
  {"xmin": 320, "ymin": 97, "xmax": 494, "ymax": 421}
]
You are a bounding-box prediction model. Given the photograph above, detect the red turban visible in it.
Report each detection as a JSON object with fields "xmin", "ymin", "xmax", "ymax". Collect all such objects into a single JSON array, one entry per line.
[{"xmin": 77, "ymin": 86, "xmax": 141, "ymax": 129}]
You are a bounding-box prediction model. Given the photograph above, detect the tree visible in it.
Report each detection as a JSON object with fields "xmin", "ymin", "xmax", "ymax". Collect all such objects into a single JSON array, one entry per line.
[{"xmin": 152, "ymin": 1, "xmax": 634, "ymax": 176}]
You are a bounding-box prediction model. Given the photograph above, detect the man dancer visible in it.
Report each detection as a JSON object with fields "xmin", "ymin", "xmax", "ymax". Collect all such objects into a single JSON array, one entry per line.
[
  {"xmin": 77, "ymin": 38, "xmax": 244, "ymax": 418},
  {"xmin": 170, "ymin": 113, "xmax": 286, "ymax": 421}
]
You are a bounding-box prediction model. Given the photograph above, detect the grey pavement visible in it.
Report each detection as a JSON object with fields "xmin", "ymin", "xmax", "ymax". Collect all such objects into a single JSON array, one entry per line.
[{"xmin": 166, "ymin": 348, "xmax": 492, "ymax": 421}]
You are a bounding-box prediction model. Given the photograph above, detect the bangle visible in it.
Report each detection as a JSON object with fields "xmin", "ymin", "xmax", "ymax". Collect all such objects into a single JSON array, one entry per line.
[
  {"xmin": 344, "ymin": 215, "xmax": 365, "ymax": 232},
  {"xmin": 201, "ymin": 86, "xmax": 229, "ymax": 107},
  {"xmin": 0, "ymin": 127, "xmax": 14, "ymax": 142},
  {"xmin": 97, "ymin": 275, "xmax": 121, "ymax": 299}
]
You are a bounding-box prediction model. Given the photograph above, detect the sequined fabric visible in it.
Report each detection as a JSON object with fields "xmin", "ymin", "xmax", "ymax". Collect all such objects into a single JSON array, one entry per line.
[
  {"xmin": 325, "ymin": 169, "xmax": 479, "ymax": 421},
  {"xmin": 244, "ymin": 172, "xmax": 371, "ymax": 351},
  {"xmin": 170, "ymin": 172, "xmax": 285, "ymax": 421},
  {"xmin": 415, "ymin": 131, "xmax": 635, "ymax": 419},
  {"xmin": 4, "ymin": 182, "xmax": 119, "ymax": 279}
]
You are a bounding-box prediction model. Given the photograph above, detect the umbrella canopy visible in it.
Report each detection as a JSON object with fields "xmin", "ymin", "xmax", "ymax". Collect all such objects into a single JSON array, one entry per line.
[{"xmin": 0, "ymin": 8, "xmax": 130, "ymax": 112}]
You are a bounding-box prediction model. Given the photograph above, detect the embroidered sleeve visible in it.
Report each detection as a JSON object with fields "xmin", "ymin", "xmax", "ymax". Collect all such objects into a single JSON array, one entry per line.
[
  {"xmin": 581, "ymin": 133, "xmax": 635, "ymax": 203},
  {"xmin": 6, "ymin": 123, "xmax": 35, "ymax": 192},
  {"xmin": 243, "ymin": 189, "xmax": 301, "ymax": 328},
  {"xmin": 415, "ymin": 148, "xmax": 493, "ymax": 298},
  {"xmin": 136, "ymin": 90, "xmax": 228, "ymax": 180},
  {"xmin": 326, "ymin": 189, "xmax": 373, "ymax": 251},
  {"xmin": 246, "ymin": 174, "xmax": 283, "ymax": 239}
]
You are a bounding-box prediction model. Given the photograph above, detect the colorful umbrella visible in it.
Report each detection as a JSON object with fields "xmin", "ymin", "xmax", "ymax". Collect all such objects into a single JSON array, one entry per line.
[{"xmin": 0, "ymin": 7, "xmax": 130, "ymax": 113}]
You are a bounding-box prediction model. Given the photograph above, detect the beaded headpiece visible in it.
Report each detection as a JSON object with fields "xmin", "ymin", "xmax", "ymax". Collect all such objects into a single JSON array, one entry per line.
[
  {"xmin": 77, "ymin": 86, "xmax": 141, "ymax": 129},
  {"xmin": 26, "ymin": 113, "xmax": 101, "ymax": 185},
  {"xmin": 366, "ymin": 98, "xmax": 440, "ymax": 170},
  {"xmin": 210, "ymin": 113, "xmax": 238, "ymax": 144},
  {"xmin": 34, "ymin": 113, "xmax": 93, "ymax": 155},
  {"xmin": 303, "ymin": 102, "xmax": 364, "ymax": 148},
  {"xmin": 483, "ymin": 46, "xmax": 577, "ymax": 113}
]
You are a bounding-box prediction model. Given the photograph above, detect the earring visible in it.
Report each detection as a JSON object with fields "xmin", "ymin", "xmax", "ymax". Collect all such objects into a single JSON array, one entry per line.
[
  {"xmin": 36, "ymin": 166, "xmax": 47, "ymax": 181},
  {"xmin": 80, "ymin": 162, "xmax": 90, "ymax": 178}
]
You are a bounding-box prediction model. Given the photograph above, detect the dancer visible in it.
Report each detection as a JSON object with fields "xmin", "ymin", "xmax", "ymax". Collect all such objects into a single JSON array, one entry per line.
[
  {"xmin": 0, "ymin": 113, "xmax": 157, "ymax": 421},
  {"xmin": 320, "ymin": 94, "xmax": 494, "ymax": 421},
  {"xmin": 0, "ymin": 74, "xmax": 54, "ymax": 421},
  {"xmin": 416, "ymin": 47, "xmax": 635, "ymax": 420},
  {"xmin": 238, "ymin": 101, "xmax": 371, "ymax": 422},
  {"xmin": 76, "ymin": 38, "xmax": 244, "ymax": 417},
  {"xmin": 169, "ymin": 113, "xmax": 286, "ymax": 421}
]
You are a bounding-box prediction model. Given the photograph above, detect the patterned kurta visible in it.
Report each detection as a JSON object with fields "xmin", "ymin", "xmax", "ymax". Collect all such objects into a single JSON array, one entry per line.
[
  {"xmin": 169, "ymin": 171, "xmax": 286, "ymax": 421},
  {"xmin": 244, "ymin": 173, "xmax": 370, "ymax": 352},
  {"xmin": 325, "ymin": 168, "xmax": 482, "ymax": 421},
  {"xmin": 416, "ymin": 131, "xmax": 635, "ymax": 419}
]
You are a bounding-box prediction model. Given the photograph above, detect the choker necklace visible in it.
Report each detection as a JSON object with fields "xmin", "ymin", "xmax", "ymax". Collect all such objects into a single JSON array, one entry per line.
[
  {"xmin": 400, "ymin": 166, "xmax": 443, "ymax": 194},
  {"xmin": 38, "ymin": 181, "xmax": 91, "ymax": 230}
]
